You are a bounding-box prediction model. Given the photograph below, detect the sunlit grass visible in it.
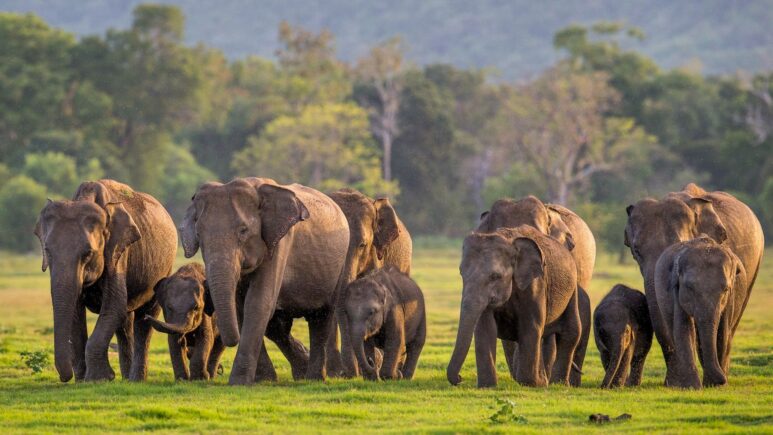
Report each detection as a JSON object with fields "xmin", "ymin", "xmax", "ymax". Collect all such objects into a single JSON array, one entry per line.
[{"xmin": 0, "ymin": 246, "xmax": 771, "ymax": 433}]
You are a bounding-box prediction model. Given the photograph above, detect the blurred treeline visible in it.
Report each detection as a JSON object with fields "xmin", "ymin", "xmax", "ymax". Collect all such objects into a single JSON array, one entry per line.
[{"xmin": 0, "ymin": 5, "xmax": 771, "ymax": 254}]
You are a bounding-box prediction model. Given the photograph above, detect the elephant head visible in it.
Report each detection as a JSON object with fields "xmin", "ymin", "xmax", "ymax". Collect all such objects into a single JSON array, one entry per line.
[
  {"xmin": 329, "ymin": 189, "xmax": 401, "ymax": 282},
  {"xmin": 343, "ymin": 274, "xmax": 391, "ymax": 380},
  {"xmin": 478, "ymin": 196, "xmax": 550, "ymax": 234},
  {"xmin": 546, "ymin": 206, "xmax": 576, "ymax": 251},
  {"xmin": 625, "ymin": 195, "xmax": 728, "ymax": 281},
  {"xmin": 147, "ymin": 264, "xmax": 213, "ymax": 337},
  {"xmin": 447, "ymin": 227, "xmax": 545, "ymax": 385},
  {"xmin": 668, "ymin": 237, "xmax": 746, "ymax": 387},
  {"xmin": 178, "ymin": 179, "xmax": 309, "ymax": 347},
  {"xmin": 33, "ymin": 183, "xmax": 140, "ymax": 382}
]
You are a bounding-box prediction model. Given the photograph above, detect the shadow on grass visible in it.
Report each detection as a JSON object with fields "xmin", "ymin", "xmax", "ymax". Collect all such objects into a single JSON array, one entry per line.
[{"xmin": 679, "ymin": 414, "xmax": 773, "ymax": 426}]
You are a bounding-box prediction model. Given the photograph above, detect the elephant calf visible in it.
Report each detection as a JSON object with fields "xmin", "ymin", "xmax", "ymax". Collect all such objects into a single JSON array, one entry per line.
[
  {"xmin": 654, "ymin": 235, "xmax": 748, "ymax": 388},
  {"xmin": 342, "ymin": 266, "xmax": 426, "ymax": 381},
  {"xmin": 594, "ymin": 284, "xmax": 653, "ymax": 388},
  {"xmin": 146, "ymin": 263, "xmax": 224, "ymax": 380}
]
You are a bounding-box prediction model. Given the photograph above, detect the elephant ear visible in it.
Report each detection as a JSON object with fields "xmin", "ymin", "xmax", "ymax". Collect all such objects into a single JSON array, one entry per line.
[
  {"xmin": 373, "ymin": 198, "xmax": 400, "ymax": 260},
  {"xmin": 513, "ymin": 237, "xmax": 545, "ymax": 290},
  {"xmin": 202, "ymin": 280, "xmax": 215, "ymax": 316},
  {"xmin": 153, "ymin": 277, "xmax": 168, "ymax": 301},
  {"xmin": 33, "ymin": 199, "xmax": 56, "ymax": 272},
  {"xmin": 687, "ymin": 198, "xmax": 728, "ymax": 243},
  {"xmin": 180, "ymin": 203, "xmax": 199, "ymax": 258},
  {"xmin": 104, "ymin": 202, "xmax": 141, "ymax": 272},
  {"xmin": 33, "ymin": 216, "xmax": 48, "ymax": 272},
  {"xmin": 546, "ymin": 207, "xmax": 575, "ymax": 251},
  {"xmin": 258, "ymin": 184, "xmax": 310, "ymax": 258}
]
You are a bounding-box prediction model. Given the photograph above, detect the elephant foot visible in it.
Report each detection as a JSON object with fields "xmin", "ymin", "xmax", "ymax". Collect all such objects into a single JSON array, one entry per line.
[
  {"xmin": 305, "ymin": 370, "xmax": 327, "ymax": 382},
  {"xmin": 362, "ymin": 369, "xmax": 380, "ymax": 382},
  {"xmin": 230, "ymin": 372, "xmax": 257, "ymax": 386},
  {"xmin": 85, "ymin": 362, "xmax": 115, "ymax": 382},
  {"xmin": 254, "ymin": 370, "xmax": 278, "ymax": 383},
  {"xmin": 191, "ymin": 372, "xmax": 211, "ymax": 381},
  {"xmin": 447, "ymin": 372, "xmax": 462, "ymax": 386}
]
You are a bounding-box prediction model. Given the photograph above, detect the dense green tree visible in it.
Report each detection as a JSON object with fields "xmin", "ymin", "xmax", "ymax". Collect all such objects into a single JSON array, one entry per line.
[
  {"xmin": 21, "ymin": 152, "xmax": 80, "ymax": 198},
  {"xmin": 392, "ymin": 69, "xmax": 467, "ymax": 234},
  {"xmin": 0, "ymin": 176, "xmax": 48, "ymax": 252},
  {"xmin": 0, "ymin": 13, "xmax": 75, "ymax": 164},
  {"xmin": 232, "ymin": 103, "xmax": 397, "ymax": 197},
  {"xmin": 157, "ymin": 144, "xmax": 215, "ymax": 221}
]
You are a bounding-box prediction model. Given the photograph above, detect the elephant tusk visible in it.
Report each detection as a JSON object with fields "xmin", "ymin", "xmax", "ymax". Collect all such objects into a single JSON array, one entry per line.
[{"xmin": 571, "ymin": 361, "xmax": 584, "ymax": 374}]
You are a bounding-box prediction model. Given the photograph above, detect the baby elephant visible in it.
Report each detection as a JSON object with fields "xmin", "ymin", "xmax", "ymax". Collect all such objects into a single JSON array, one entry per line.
[
  {"xmin": 146, "ymin": 263, "xmax": 224, "ymax": 380},
  {"xmin": 654, "ymin": 235, "xmax": 748, "ymax": 388},
  {"xmin": 343, "ymin": 266, "xmax": 426, "ymax": 381},
  {"xmin": 594, "ymin": 284, "xmax": 653, "ymax": 388}
]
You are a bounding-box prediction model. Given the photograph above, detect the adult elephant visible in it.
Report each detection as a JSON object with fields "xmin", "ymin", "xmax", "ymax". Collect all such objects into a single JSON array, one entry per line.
[
  {"xmin": 328, "ymin": 188, "xmax": 412, "ymax": 378},
  {"xmin": 447, "ymin": 226, "xmax": 581, "ymax": 387},
  {"xmin": 34, "ymin": 179, "xmax": 177, "ymax": 382},
  {"xmin": 478, "ymin": 196, "xmax": 595, "ymax": 386},
  {"xmin": 180, "ymin": 177, "xmax": 350, "ymax": 385},
  {"xmin": 624, "ymin": 183, "xmax": 764, "ymax": 385}
]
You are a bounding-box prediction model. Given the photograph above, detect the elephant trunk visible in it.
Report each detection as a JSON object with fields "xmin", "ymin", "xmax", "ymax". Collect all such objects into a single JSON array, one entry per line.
[
  {"xmin": 351, "ymin": 323, "xmax": 377, "ymax": 380},
  {"xmin": 447, "ymin": 294, "xmax": 487, "ymax": 385},
  {"xmin": 206, "ymin": 260, "xmax": 240, "ymax": 347},
  {"xmin": 50, "ymin": 266, "xmax": 81, "ymax": 382},
  {"xmin": 696, "ymin": 314, "xmax": 727, "ymax": 387},
  {"xmin": 145, "ymin": 315, "xmax": 197, "ymax": 336}
]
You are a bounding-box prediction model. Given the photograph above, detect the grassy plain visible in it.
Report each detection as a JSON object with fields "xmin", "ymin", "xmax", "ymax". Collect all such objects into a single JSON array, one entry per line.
[{"xmin": 0, "ymin": 241, "xmax": 771, "ymax": 433}]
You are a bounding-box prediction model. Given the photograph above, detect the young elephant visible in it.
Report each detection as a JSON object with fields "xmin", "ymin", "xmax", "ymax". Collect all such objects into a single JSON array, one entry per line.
[
  {"xmin": 343, "ymin": 266, "xmax": 426, "ymax": 381},
  {"xmin": 654, "ymin": 236, "xmax": 748, "ymax": 388},
  {"xmin": 447, "ymin": 225, "xmax": 581, "ymax": 388},
  {"xmin": 146, "ymin": 263, "xmax": 224, "ymax": 380},
  {"xmin": 594, "ymin": 284, "xmax": 653, "ymax": 388}
]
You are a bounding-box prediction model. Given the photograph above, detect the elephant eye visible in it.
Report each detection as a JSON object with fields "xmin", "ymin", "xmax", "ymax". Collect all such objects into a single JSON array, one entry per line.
[
  {"xmin": 82, "ymin": 250, "xmax": 94, "ymax": 262},
  {"xmin": 359, "ymin": 242, "xmax": 367, "ymax": 249},
  {"xmin": 489, "ymin": 272, "xmax": 502, "ymax": 282},
  {"xmin": 238, "ymin": 225, "xmax": 249, "ymax": 237}
]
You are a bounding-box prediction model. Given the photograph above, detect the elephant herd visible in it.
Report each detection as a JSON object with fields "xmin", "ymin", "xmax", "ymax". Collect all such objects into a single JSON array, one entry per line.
[{"xmin": 33, "ymin": 178, "xmax": 763, "ymax": 390}]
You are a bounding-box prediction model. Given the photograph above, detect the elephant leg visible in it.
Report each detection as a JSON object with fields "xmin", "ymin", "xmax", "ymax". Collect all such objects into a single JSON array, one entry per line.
[
  {"xmin": 550, "ymin": 295, "xmax": 581, "ymax": 386},
  {"xmin": 189, "ymin": 320, "xmax": 213, "ymax": 380},
  {"xmin": 254, "ymin": 338, "xmax": 278, "ymax": 382},
  {"xmin": 380, "ymin": 312, "xmax": 406, "ymax": 380},
  {"xmin": 129, "ymin": 300, "xmax": 159, "ymax": 381},
  {"xmin": 570, "ymin": 288, "xmax": 591, "ymax": 387},
  {"xmin": 338, "ymin": 306, "xmax": 359, "ymax": 378},
  {"xmin": 325, "ymin": 327, "xmax": 344, "ymax": 377},
  {"xmin": 647, "ymin": 291, "xmax": 677, "ymax": 386},
  {"xmin": 115, "ymin": 311, "xmax": 134, "ymax": 379},
  {"xmin": 168, "ymin": 334, "xmax": 190, "ymax": 380},
  {"xmin": 474, "ymin": 308, "xmax": 498, "ymax": 388},
  {"xmin": 85, "ymin": 279, "xmax": 128, "ymax": 381},
  {"xmin": 716, "ymin": 309, "xmax": 732, "ymax": 375},
  {"xmin": 612, "ymin": 345, "xmax": 634, "ymax": 387},
  {"xmin": 541, "ymin": 335, "xmax": 556, "ymax": 381},
  {"xmin": 516, "ymin": 305, "xmax": 547, "ymax": 387},
  {"xmin": 265, "ymin": 314, "xmax": 309, "ymax": 381},
  {"xmin": 305, "ymin": 307, "xmax": 335, "ymax": 380},
  {"xmin": 502, "ymin": 339, "xmax": 517, "ymax": 380},
  {"xmin": 401, "ymin": 320, "xmax": 425, "ymax": 380},
  {"xmin": 627, "ymin": 332, "xmax": 652, "ymax": 387},
  {"xmin": 72, "ymin": 301, "xmax": 88, "ymax": 381},
  {"xmin": 207, "ymin": 335, "xmax": 225, "ymax": 379}
]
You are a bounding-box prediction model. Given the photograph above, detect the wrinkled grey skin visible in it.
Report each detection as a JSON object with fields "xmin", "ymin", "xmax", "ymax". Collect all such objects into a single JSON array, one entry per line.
[
  {"xmin": 146, "ymin": 263, "xmax": 224, "ymax": 381},
  {"xmin": 654, "ymin": 236, "xmax": 748, "ymax": 388},
  {"xmin": 594, "ymin": 284, "xmax": 653, "ymax": 388},
  {"xmin": 478, "ymin": 196, "xmax": 594, "ymax": 386},
  {"xmin": 447, "ymin": 226, "xmax": 581, "ymax": 388},
  {"xmin": 328, "ymin": 188, "xmax": 412, "ymax": 378},
  {"xmin": 180, "ymin": 178, "xmax": 349, "ymax": 385},
  {"xmin": 343, "ymin": 266, "xmax": 426, "ymax": 381},
  {"xmin": 34, "ymin": 179, "xmax": 177, "ymax": 382},
  {"xmin": 625, "ymin": 183, "xmax": 764, "ymax": 385}
]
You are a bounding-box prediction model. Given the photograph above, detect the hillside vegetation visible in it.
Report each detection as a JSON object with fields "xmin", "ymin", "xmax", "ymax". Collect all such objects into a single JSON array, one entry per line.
[{"xmin": 3, "ymin": 0, "xmax": 773, "ymax": 78}]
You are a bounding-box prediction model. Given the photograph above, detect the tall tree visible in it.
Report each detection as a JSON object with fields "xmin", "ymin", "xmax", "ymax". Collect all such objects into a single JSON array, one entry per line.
[
  {"xmin": 492, "ymin": 65, "xmax": 656, "ymax": 205},
  {"xmin": 355, "ymin": 37, "xmax": 405, "ymax": 182}
]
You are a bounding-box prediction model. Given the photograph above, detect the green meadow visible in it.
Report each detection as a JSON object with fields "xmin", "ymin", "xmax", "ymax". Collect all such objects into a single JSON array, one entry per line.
[{"xmin": 0, "ymin": 241, "xmax": 771, "ymax": 433}]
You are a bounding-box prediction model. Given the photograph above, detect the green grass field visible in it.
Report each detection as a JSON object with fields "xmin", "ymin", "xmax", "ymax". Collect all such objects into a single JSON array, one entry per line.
[{"xmin": 1, "ymin": 241, "xmax": 771, "ymax": 433}]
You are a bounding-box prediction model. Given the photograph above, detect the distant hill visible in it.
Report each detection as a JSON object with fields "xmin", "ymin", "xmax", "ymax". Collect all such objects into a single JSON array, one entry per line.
[{"xmin": 2, "ymin": 0, "xmax": 772, "ymax": 78}]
